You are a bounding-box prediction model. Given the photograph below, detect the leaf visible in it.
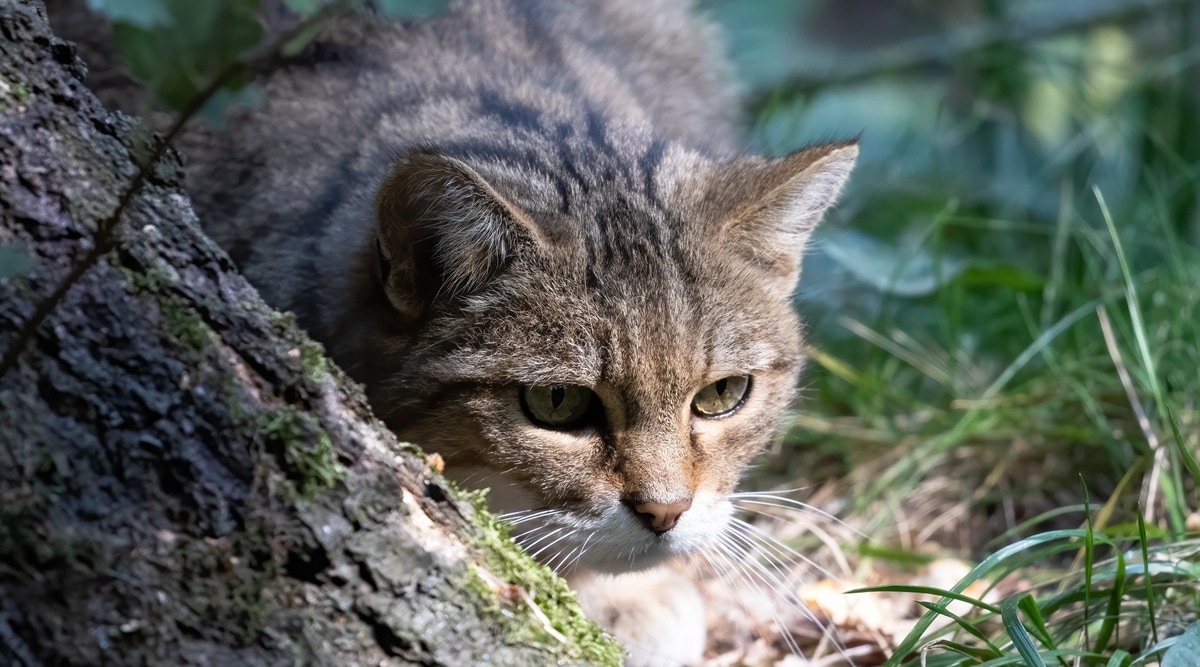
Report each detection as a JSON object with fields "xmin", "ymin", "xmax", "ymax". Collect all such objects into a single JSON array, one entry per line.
[
  {"xmin": 198, "ymin": 85, "xmax": 263, "ymax": 129},
  {"xmin": 1162, "ymin": 621, "xmax": 1200, "ymax": 667},
  {"xmin": 1000, "ymin": 595, "xmax": 1046, "ymax": 667},
  {"xmin": 0, "ymin": 246, "xmax": 35, "ymax": 279},
  {"xmin": 86, "ymin": 0, "xmax": 171, "ymax": 28},
  {"xmin": 883, "ymin": 530, "xmax": 1118, "ymax": 667},
  {"xmin": 282, "ymin": 0, "xmax": 321, "ymax": 13},
  {"xmin": 1106, "ymin": 650, "xmax": 1132, "ymax": 667},
  {"xmin": 955, "ymin": 265, "xmax": 1044, "ymax": 291},
  {"xmin": 376, "ymin": 0, "xmax": 450, "ymax": 19},
  {"xmin": 820, "ymin": 228, "xmax": 966, "ymax": 297},
  {"xmin": 108, "ymin": 0, "xmax": 264, "ymax": 112}
]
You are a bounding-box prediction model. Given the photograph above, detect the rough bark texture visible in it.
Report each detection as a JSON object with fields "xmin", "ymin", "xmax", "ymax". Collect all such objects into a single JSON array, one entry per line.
[{"xmin": 0, "ymin": 2, "xmax": 617, "ymax": 665}]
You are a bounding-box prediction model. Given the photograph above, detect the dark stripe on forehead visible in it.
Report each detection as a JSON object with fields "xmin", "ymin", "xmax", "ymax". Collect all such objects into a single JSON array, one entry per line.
[
  {"xmin": 583, "ymin": 109, "xmax": 638, "ymax": 190},
  {"xmin": 554, "ymin": 124, "xmax": 591, "ymax": 196},
  {"xmin": 592, "ymin": 194, "xmax": 669, "ymax": 273},
  {"xmin": 639, "ymin": 139, "xmax": 666, "ymax": 206},
  {"xmin": 477, "ymin": 87, "xmax": 543, "ymax": 133},
  {"xmin": 586, "ymin": 110, "xmax": 613, "ymax": 157}
]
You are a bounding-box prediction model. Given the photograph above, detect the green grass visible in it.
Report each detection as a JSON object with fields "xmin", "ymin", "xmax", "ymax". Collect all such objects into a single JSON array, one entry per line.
[{"xmin": 708, "ymin": 0, "xmax": 1200, "ymax": 663}]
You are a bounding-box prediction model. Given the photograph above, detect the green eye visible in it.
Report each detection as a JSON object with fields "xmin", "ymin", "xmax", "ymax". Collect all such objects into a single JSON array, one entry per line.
[
  {"xmin": 520, "ymin": 384, "xmax": 597, "ymax": 429},
  {"xmin": 692, "ymin": 376, "xmax": 750, "ymax": 417}
]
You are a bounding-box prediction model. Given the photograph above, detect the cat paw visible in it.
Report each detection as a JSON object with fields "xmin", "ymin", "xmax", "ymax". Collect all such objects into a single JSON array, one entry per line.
[{"xmin": 570, "ymin": 566, "xmax": 706, "ymax": 667}]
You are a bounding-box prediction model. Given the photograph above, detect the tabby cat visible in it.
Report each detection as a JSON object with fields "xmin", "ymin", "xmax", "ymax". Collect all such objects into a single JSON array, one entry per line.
[{"xmin": 182, "ymin": 1, "xmax": 857, "ymax": 664}]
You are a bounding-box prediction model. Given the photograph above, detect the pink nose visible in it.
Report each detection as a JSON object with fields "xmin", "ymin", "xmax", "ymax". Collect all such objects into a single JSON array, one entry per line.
[{"xmin": 630, "ymin": 498, "xmax": 693, "ymax": 534}]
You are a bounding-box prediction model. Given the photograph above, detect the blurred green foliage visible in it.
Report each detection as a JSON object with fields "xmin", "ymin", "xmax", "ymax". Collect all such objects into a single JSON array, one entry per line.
[
  {"xmin": 90, "ymin": 0, "xmax": 447, "ymax": 113},
  {"xmin": 704, "ymin": 0, "xmax": 1199, "ymax": 535},
  {"xmin": 704, "ymin": 2, "xmax": 1200, "ymax": 661},
  {"xmin": 91, "ymin": 0, "xmax": 263, "ymax": 110}
]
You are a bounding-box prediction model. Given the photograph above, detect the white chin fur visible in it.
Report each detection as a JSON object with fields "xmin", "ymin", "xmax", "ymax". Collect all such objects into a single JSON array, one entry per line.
[{"xmin": 515, "ymin": 491, "xmax": 733, "ymax": 575}]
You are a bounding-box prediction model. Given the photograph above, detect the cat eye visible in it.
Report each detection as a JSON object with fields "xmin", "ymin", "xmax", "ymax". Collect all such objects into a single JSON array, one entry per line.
[
  {"xmin": 520, "ymin": 384, "xmax": 598, "ymax": 430},
  {"xmin": 692, "ymin": 376, "xmax": 751, "ymax": 417}
]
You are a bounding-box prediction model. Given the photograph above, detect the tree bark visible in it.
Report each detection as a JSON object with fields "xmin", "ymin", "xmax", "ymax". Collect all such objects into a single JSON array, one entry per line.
[{"xmin": 0, "ymin": 2, "xmax": 617, "ymax": 665}]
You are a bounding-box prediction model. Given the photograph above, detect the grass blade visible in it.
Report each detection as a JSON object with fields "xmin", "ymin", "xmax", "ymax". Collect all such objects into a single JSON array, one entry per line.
[
  {"xmin": 916, "ymin": 600, "xmax": 1004, "ymax": 656},
  {"xmin": 1136, "ymin": 507, "xmax": 1159, "ymax": 646},
  {"xmin": 1000, "ymin": 595, "xmax": 1047, "ymax": 667}
]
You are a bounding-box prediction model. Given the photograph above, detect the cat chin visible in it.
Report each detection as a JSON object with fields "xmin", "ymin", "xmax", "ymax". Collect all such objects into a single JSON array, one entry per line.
[
  {"xmin": 543, "ymin": 491, "xmax": 735, "ymax": 576},
  {"xmin": 571, "ymin": 543, "xmax": 683, "ymax": 574},
  {"xmin": 444, "ymin": 464, "xmax": 736, "ymax": 574}
]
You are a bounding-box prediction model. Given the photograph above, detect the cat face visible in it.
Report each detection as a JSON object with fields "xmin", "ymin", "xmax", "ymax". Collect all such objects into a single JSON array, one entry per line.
[{"xmin": 357, "ymin": 133, "xmax": 856, "ymax": 574}]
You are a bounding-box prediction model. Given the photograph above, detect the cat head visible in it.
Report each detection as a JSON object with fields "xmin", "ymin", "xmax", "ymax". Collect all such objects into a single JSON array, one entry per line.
[{"xmin": 355, "ymin": 131, "xmax": 855, "ymax": 573}]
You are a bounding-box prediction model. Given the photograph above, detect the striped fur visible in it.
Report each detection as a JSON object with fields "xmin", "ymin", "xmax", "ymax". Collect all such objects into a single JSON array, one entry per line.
[{"xmin": 186, "ymin": 1, "xmax": 856, "ymax": 663}]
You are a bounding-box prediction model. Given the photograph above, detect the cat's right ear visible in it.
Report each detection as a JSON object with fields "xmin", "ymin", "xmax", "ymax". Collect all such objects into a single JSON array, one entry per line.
[
  {"xmin": 372, "ymin": 149, "xmax": 546, "ymax": 317},
  {"xmin": 706, "ymin": 140, "xmax": 857, "ymax": 288}
]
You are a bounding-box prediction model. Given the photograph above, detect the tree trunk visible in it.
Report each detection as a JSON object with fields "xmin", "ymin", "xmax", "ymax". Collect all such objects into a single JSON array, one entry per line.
[{"xmin": 0, "ymin": 2, "xmax": 617, "ymax": 665}]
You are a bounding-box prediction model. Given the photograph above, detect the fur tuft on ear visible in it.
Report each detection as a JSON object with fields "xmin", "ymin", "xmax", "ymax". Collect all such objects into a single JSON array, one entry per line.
[
  {"xmin": 708, "ymin": 140, "xmax": 857, "ymax": 284},
  {"xmin": 373, "ymin": 148, "xmax": 543, "ymax": 316}
]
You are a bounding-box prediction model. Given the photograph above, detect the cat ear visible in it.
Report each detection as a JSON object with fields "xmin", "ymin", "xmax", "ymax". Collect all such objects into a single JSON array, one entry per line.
[
  {"xmin": 711, "ymin": 140, "xmax": 857, "ymax": 284},
  {"xmin": 373, "ymin": 149, "xmax": 544, "ymax": 316}
]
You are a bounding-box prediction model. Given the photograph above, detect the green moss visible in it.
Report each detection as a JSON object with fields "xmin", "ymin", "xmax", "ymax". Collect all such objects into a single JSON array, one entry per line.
[
  {"xmin": 160, "ymin": 300, "xmax": 212, "ymax": 350},
  {"xmin": 0, "ymin": 74, "xmax": 32, "ymax": 111},
  {"xmin": 122, "ymin": 265, "xmax": 217, "ymax": 351},
  {"xmin": 257, "ymin": 408, "xmax": 344, "ymax": 497},
  {"xmin": 268, "ymin": 309, "xmax": 298, "ymax": 330},
  {"xmin": 121, "ymin": 262, "xmax": 180, "ymax": 294},
  {"xmin": 463, "ymin": 489, "xmax": 623, "ymax": 666},
  {"xmin": 299, "ymin": 340, "xmax": 328, "ymax": 384}
]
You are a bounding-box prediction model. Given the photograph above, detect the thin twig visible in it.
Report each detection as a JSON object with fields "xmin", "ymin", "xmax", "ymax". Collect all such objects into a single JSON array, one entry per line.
[
  {"xmin": 0, "ymin": 1, "xmax": 352, "ymax": 383},
  {"xmin": 1097, "ymin": 305, "xmax": 1164, "ymax": 525}
]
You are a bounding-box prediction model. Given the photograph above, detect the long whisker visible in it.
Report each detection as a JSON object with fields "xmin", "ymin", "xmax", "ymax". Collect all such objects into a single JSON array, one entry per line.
[
  {"xmin": 724, "ymin": 523, "xmax": 808, "ymax": 599},
  {"xmin": 500, "ymin": 509, "xmax": 563, "ymax": 526},
  {"xmin": 526, "ymin": 529, "xmax": 577, "ymax": 564},
  {"xmin": 518, "ymin": 525, "xmax": 568, "ymax": 563},
  {"xmin": 545, "ymin": 542, "xmax": 577, "ymax": 573},
  {"xmin": 710, "ymin": 531, "xmax": 806, "ymax": 659},
  {"xmin": 562, "ymin": 532, "xmax": 593, "ymax": 575},
  {"xmin": 730, "ymin": 492, "xmax": 863, "ymax": 536},
  {"xmin": 722, "ymin": 525, "xmax": 856, "ymax": 665},
  {"xmin": 730, "ymin": 517, "xmax": 843, "ymax": 582},
  {"xmin": 732, "ymin": 501, "xmax": 856, "ymax": 575}
]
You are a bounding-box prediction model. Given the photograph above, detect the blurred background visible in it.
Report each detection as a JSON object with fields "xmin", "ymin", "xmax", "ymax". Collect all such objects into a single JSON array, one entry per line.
[{"xmin": 700, "ymin": 0, "xmax": 1199, "ymax": 553}]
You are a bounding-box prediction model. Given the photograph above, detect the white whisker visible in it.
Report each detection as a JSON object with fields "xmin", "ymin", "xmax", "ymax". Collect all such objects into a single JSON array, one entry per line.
[
  {"xmin": 526, "ymin": 529, "xmax": 576, "ymax": 564},
  {"xmin": 562, "ymin": 532, "xmax": 593, "ymax": 575},
  {"xmin": 730, "ymin": 492, "xmax": 862, "ymax": 537},
  {"xmin": 710, "ymin": 531, "xmax": 806, "ymax": 660},
  {"xmin": 723, "ymin": 524, "xmax": 856, "ymax": 665},
  {"xmin": 520, "ymin": 525, "xmax": 571, "ymax": 563},
  {"xmin": 730, "ymin": 517, "xmax": 843, "ymax": 582},
  {"xmin": 500, "ymin": 509, "xmax": 562, "ymax": 526}
]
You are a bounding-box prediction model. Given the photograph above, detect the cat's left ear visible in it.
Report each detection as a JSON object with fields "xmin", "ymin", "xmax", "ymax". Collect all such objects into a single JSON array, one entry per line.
[
  {"xmin": 708, "ymin": 140, "xmax": 857, "ymax": 285},
  {"xmin": 372, "ymin": 148, "xmax": 547, "ymax": 318}
]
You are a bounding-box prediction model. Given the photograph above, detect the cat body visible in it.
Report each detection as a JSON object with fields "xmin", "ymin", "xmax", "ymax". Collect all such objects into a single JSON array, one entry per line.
[{"xmin": 182, "ymin": 1, "xmax": 856, "ymax": 663}]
